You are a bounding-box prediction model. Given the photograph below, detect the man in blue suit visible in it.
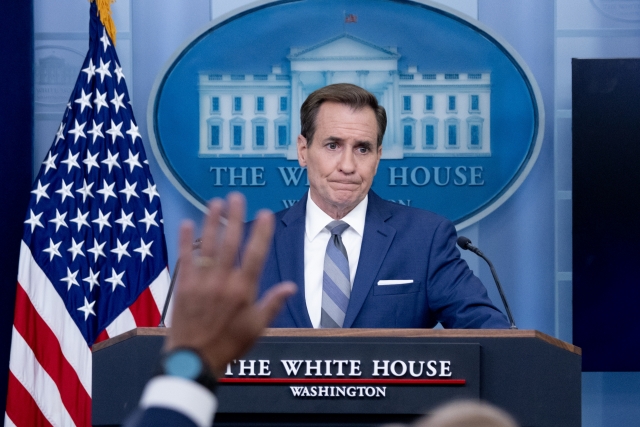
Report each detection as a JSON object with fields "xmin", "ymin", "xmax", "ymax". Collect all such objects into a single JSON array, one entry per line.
[
  {"xmin": 259, "ymin": 83, "xmax": 508, "ymax": 329},
  {"xmin": 127, "ymin": 84, "xmax": 508, "ymax": 427}
]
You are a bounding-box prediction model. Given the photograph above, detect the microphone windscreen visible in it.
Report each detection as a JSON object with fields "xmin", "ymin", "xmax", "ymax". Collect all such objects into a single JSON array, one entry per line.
[{"xmin": 457, "ymin": 236, "xmax": 472, "ymax": 250}]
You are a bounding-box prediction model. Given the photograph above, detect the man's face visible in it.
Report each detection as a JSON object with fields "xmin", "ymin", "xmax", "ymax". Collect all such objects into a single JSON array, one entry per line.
[{"xmin": 297, "ymin": 101, "xmax": 382, "ymax": 219}]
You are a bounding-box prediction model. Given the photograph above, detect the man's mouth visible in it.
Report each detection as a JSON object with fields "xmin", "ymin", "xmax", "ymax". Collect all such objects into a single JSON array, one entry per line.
[{"xmin": 330, "ymin": 180, "xmax": 360, "ymax": 186}]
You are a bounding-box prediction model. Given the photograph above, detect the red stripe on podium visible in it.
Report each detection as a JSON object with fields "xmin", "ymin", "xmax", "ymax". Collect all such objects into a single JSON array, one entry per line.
[{"xmin": 219, "ymin": 378, "xmax": 465, "ymax": 385}]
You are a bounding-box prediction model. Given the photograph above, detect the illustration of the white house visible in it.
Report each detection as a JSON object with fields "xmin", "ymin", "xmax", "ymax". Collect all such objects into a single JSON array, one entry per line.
[{"xmin": 198, "ymin": 34, "xmax": 491, "ymax": 159}]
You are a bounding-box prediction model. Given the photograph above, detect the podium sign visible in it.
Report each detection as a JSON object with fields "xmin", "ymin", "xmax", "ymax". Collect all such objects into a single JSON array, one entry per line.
[
  {"xmin": 218, "ymin": 341, "xmax": 480, "ymax": 414},
  {"xmin": 93, "ymin": 329, "xmax": 581, "ymax": 426}
]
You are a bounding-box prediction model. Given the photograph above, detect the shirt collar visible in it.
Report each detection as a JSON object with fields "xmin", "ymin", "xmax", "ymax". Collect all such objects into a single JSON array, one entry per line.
[{"xmin": 305, "ymin": 191, "xmax": 368, "ymax": 241}]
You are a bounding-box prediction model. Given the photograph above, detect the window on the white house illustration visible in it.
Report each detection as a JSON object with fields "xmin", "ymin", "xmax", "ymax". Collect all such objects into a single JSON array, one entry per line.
[
  {"xmin": 275, "ymin": 117, "xmax": 289, "ymax": 148},
  {"xmin": 445, "ymin": 118, "xmax": 459, "ymax": 148},
  {"xmin": 402, "ymin": 117, "xmax": 416, "ymax": 148},
  {"xmin": 447, "ymin": 95, "xmax": 456, "ymax": 112},
  {"xmin": 211, "ymin": 96, "xmax": 220, "ymax": 114},
  {"xmin": 402, "ymin": 95, "xmax": 412, "ymax": 113},
  {"xmin": 467, "ymin": 117, "xmax": 484, "ymax": 149},
  {"xmin": 469, "ymin": 94, "xmax": 480, "ymax": 113},
  {"xmin": 421, "ymin": 117, "xmax": 438, "ymax": 149},
  {"xmin": 279, "ymin": 96, "xmax": 288, "ymax": 112},
  {"xmin": 207, "ymin": 117, "xmax": 223, "ymax": 149},
  {"xmin": 230, "ymin": 117, "xmax": 245, "ymax": 149},
  {"xmin": 256, "ymin": 96, "xmax": 265, "ymax": 113},
  {"xmin": 252, "ymin": 117, "xmax": 268, "ymax": 149},
  {"xmin": 233, "ymin": 96, "xmax": 242, "ymax": 113},
  {"xmin": 425, "ymin": 95, "xmax": 434, "ymax": 112}
]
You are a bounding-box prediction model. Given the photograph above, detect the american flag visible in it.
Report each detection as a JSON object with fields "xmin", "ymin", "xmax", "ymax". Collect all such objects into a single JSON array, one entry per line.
[
  {"xmin": 344, "ymin": 13, "xmax": 358, "ymax": 23},
  {"xmin": 4, "ymin": 3, "xmax": 170, "ymax": 426}
]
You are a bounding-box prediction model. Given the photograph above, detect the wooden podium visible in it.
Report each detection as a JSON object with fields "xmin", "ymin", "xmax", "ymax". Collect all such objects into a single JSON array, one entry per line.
[{"xmin": 92, "ymin": 328, "xmax": 581, "ymax": 426}]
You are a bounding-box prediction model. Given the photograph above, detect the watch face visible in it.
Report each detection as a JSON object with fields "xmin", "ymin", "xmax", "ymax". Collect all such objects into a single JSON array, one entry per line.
[{"xmin": 164, "ymin": 349, "xmax": 203, "ymax": 380}]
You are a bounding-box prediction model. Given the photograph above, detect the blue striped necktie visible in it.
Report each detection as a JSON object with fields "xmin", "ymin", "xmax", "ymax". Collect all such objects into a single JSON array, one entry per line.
[{"xmin": 321, "ymin": 220, "xmax": 351, "ymax": 328}]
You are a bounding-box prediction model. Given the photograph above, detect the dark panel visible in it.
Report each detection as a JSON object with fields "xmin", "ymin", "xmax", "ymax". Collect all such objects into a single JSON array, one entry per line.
[
  {"xmin": 0, "ymin": 0, "xmax": 34, "ymax": 418},
  {"xmin": 573, "ymin": 58, "xmax": 640, "ymax": 371},
  {"xmin": 94, "ymin": 334, "xmax": 581, "ymax": 427}
]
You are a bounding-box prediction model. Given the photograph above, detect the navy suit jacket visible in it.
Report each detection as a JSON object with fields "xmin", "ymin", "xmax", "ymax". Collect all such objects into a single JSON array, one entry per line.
[
  {"xmin": 259, "ymin": 190, "xmax": 509, "ymax": 329},
  {"xmin": 124, "ymin": 408, "xmax": 199, "ymax": 427}
]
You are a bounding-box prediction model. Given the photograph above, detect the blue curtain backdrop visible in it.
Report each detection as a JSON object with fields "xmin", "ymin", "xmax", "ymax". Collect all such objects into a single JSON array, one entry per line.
[{"xmin": 0, "ymin": 0, "xmax": 34, "ymax": 418}]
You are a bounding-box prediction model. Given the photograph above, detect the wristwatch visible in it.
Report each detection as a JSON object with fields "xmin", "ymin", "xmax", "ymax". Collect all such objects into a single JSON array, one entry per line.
[{"xmin": 160, "ymin": 348, "xmax": 218, "ymax": 392}]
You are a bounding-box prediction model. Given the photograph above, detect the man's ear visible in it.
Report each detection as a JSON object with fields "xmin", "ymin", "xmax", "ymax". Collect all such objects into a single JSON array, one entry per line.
[
  {"xmin": 373, "ymin": 143, "xmax": 383, "ymax": 175},
  {"xmin": 297, "ymin": 134, "xmax": 308, "ymax": 167}
]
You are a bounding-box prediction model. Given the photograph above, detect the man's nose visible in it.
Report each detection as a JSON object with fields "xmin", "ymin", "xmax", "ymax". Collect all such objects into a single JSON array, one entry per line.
[{"xmin": 338, "ymin": 149, "xmax": 356, "ymax": 173}]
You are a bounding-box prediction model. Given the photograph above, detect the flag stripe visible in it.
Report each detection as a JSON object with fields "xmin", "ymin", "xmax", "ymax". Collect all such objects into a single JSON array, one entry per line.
[
  {"xmin": 6, "ymin": 372, "xmax": 53, "ymax": 427},
  {"xmin": 129, "ymin": 286, "xmax": 161, "ymax": 326},
  {"xmin": 4, "ymin": 411, "xmax": 19, "ymax": 427},
  {"xmin": 18, "ymin": 242, "xmax": 92, "ymax": 393},
  {"xmin": 148, "ymin": 267, "xmax": 170, "ymax": 311},
  {"xmin": 7, "ymin": 330, "xmax": 71, "ymax": 427},
  {"xmin": 13, "ymin": 284, "xmax": 91, "ymax": 427},
  {"xmin": 94, "ymin": 328, "xmax": 110, "ymax": 344},
  {"xmin": 149, "ymin": 267, "xmax": 171, "ymax": 325},
  {"xmin": 106, "ymin": 306, "xmax": 137, "ymax": 337}
]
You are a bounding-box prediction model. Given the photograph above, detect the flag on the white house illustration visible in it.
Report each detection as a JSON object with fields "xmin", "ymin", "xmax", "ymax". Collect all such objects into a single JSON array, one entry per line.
[{"xmin": 5, "ymin": 1, "xmax": 170, "ymax": 425}]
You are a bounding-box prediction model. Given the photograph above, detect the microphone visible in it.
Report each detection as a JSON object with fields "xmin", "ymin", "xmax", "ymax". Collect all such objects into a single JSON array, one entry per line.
[
  {"xmin": 158, "ymin": 238, "xmax": 203, "ymax": 327},
  {"xmin": 457, "ymin": 236, "xmax": 517, "ymax": 329}
]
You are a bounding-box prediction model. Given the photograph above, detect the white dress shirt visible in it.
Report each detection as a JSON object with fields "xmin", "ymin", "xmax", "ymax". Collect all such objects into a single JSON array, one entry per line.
[
  {"xmin": 304, "ymin": 192, "xmax": 368, "ymax": 328},
  {"xmin": 138, "ymin": 376, "xmax": 217, "ymax": 427}
]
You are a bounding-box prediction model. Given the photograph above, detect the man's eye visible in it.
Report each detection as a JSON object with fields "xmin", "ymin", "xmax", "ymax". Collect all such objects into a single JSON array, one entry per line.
[
  {"xmin": 327, "ymin": 143, "xmax": 337, "ymax": 150},
  {"xmin": 358, "ymin": 147, "xmax": 370, "ymax": 154}
]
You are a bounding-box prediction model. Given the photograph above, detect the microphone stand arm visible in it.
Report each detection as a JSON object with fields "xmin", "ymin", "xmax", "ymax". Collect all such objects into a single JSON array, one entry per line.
[
  {"xmin": 473, "ymin": 248, "xmax": 517, "ymax": 329},
  {"xmin": 158, "ymin": 238, "xmax": 202, "ymax": 328},
  {"xmin": 158, "ymin": 259, "xmax": 179, "ymax": 327}
]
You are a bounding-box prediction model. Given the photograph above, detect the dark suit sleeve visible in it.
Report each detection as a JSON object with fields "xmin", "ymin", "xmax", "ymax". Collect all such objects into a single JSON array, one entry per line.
[
  {"xmin": 124, "ymin": 407, "xmax": 201, "ymax": 427},
  {"xmin": 426, "ymin": 219, "xmax": 510, "ymax": 329}
]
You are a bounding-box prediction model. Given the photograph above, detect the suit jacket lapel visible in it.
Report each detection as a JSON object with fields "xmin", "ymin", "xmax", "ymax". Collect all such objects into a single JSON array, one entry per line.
[
  {"xmin": 276, "ymin": 193, "xmax": 313, "ymax": 328},
  {"xmin": 343, "ymin": 192, "xmax": 396, "ymax": 328}
]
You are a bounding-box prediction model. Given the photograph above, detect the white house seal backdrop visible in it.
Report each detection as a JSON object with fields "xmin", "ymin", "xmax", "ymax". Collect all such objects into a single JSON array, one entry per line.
[{"xmin": 148, "ymin": 0, "xmax": 543, "ymax": 229}]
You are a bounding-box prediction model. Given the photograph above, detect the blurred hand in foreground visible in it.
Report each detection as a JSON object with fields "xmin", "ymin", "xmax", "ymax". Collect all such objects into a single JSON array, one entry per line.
[{"xmin": 165, "ymin": 192, "xmax": 296, "ymax": 377}]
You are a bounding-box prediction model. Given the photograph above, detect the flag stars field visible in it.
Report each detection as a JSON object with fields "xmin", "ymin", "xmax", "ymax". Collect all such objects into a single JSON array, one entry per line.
[
  {"xmin": 42, "ymin": 151, "xmax": 58, "ymax": 174},
  {"xmin": 31, "ymin": 181, "xmax": 50, "ymax": 204},
  {"xmin": 77, "ymin": 297, "xmax": 96, "ymax": 320},
  {"xmin": 110, "ymin": 238, "xmax": 131, "ymax": 262},
  {"xmin": 110, "ymin": 89, "xmax": 126, "ymax": 113},
  {"xmin": 94, "ymin": 88, "xmax": 108, "ymax": 112},
  {"xmin": 83, "ymin": 267, "xmax": 100, "ymax": 291},
  {"xmin": 95, "ymin": 58, "xmax": 111, "ymax": 82},
  {"xmin": 115, "ymin": 209, "xmax": 135, "ymax": 232},
  {"xmin": 84, "ymin": 150, "xmax": 100, "ymax": 172},
  {"xmin": 87, "ymin": 120, "xmax": 104, "ymax": 143},
  {"xmin": 119, "ymin": 180, "xmax": 139, "ymax": 202},
  {"xmin": 68, "ymin": 119, "xmax": 87, "ymax": 143},
  {"xmin": 124, "ymin": 149, "xmax": 142, "ymax": 171},
  {"xmin": 70, "ymin": 208, "xmax": 90, "ymax": 231},
  {"xmin": 61, "ymin": 150, "xmax": 81, "ymax": 172},
  {"xmin": 101, "ymin": 149, "xmax": 121, "ymax": 172},
  {"xmin": 49, "ymin": 209, "xmax": 69, "ymax": 232},
  {"xmin": 61, "ymin": 267, "xmax": 80, "ymax": 291}
]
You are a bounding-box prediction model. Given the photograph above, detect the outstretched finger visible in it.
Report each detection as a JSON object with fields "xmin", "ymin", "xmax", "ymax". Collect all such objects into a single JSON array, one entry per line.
[
  {"xmin": 218, "ymin": 192, "xmax": 246, "ymax": 269},
  {"xmin": 254, "ymin": 282, "xmax": 297, "ymax": 328},
  {"xmin": 176, "ymin": 220, "xmax": 195, "ymax": 291},
  {"xmin": 240, "ymin": 210, "xmax": 275, "ymax": 294},
  {"xmin": 199, "ymin": 198, "xmax": 224, "ymax": 259}
]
